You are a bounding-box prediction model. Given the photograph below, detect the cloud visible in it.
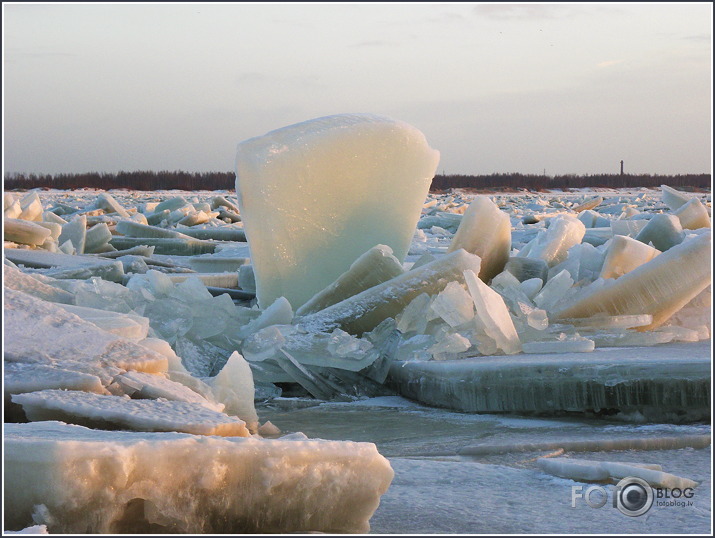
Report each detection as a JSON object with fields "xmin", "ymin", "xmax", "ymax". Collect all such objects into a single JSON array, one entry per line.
[{"xmin": 597, "ymin": 59, "xmax": 625, "ymax": 68}]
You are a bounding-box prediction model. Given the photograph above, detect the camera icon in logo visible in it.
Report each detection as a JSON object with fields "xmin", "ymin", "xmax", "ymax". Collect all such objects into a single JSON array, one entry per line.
[{"xmin": 614, "ymin": 477, "xmax": 654, "ymax": 517}]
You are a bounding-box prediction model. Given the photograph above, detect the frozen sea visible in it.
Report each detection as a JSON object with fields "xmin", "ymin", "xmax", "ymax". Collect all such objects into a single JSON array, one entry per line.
[{"xmin": 259, "ymin": 395, "xmax": 711, "ymax": 534}]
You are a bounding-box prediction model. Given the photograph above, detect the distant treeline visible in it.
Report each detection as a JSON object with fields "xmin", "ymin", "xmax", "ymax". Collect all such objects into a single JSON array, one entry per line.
[
  {"xmin": 4, "ymin": 170, "xmax": 712, "ymax": 192},
  {"xmin": 430, "ymin": 173, "xmax": 712, "ymax": 192}
]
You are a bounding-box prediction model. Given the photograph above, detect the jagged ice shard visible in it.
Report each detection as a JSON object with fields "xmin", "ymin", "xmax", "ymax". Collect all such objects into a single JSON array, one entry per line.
[
  {"xmin": 555, "ymin": 232, "xmax": 712, "ymax": 331},
  {"xmin": 447, "ymin": 196, "xmax": 511, "ymax": 282},
  {"xmin": 235, "ymin": 114, "xmax": 440, "ymax": 309}
]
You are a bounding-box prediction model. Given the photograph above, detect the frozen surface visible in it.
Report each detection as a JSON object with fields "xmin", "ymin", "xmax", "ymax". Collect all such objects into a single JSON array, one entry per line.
[
  {"xmin": 235, "ymin": 114, "xmax": 439, "ymax": 308},
  {"xmin": 257, "ymin": 397, "xmax": 711, "ymax": 534},
  {"xmin": 4, "ymin": 421, "xmax": 393, "ymax": 533}
]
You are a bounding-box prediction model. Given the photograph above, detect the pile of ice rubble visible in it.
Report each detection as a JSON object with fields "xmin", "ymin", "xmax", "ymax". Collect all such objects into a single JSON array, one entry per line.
[{"xmin": 4, "ymin": 185, "xmax": 712, "ymax": 406}]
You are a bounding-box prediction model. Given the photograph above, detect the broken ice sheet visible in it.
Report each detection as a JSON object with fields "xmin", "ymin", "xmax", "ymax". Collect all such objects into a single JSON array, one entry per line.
[
  {"xmin": 11, "ymin": 389, "xmax": 250, "ymax": 437},
  {"xmin": 297, "ymin": 248, "xmax": 481, "ymax": 336},
  {"xmin": 537, "ymin": 457, "xmax": 698, "ymax": 489},
  {"xmin": 235, "ymin": 113, "xmax": 439, "ymax": 309},
  {"xmin": 4, "ymin": 288, "xmax": 167, "ymax": 373}
]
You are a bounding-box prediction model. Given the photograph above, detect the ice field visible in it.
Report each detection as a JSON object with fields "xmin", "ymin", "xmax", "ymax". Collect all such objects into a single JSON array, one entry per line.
[{"xmin": 3, "ymin": 115, "xmax": 712, "ymax": 533}]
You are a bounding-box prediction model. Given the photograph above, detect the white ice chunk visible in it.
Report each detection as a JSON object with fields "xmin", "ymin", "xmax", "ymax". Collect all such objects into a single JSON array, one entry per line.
[
  {"xmin": 519, "ymin": 278, "xmax": 543, "ymax": 300},
  {"xmin": 600, "ymin": 235, "xmax": 660, "ymax": 279},
  {"xmin": 19, "ymin": 192, "xmax": 43, "ymax": 221},
  {"xmin": 12, "ymin": 390, "xmax": 250, "ymax": 437},
  {"xmin": 526, "ymin": 215, "xmax": 586, "ymax": 267},
  {"xmin": 3, "ymin": 218, "xmax": 52, "ymax": 246},
  {"xmin": 447, "ymin": 196, "xmax": 511, "ymax": 281},
  {"xmin": 4, "ymin": 421, "xmax": 393, "ymax": 533},
  {"xmin": 235, "ymin": 113, "xmax": 439, "ymax": 309},
  {"xmin": 533, "ymin": 269, "xmax": 574, "ymax": 311},
  {"xmin": 238, "ymin": 264, "xmax": 256, "ymax": 292},
  {"xmin": 207, "ymin": 351, "xmax": 259, "ymax": 430},
  {"xmin": 464, "ymin": 269, "xmax": 521, "ymax": 355},
  {"xmin": 96, "ymin": 192, "xmax": 130, "ymax": 217},
  {"xmin": 610, "ymin": 219, "xmax": 648, "ymax": 238},
  {"xmin": 572, "ymin": 196, "xmax": 603, "ymax": 213},
  {"xmin": 84, "ymin": 223, "xmax": 113, "ymax": 253}
]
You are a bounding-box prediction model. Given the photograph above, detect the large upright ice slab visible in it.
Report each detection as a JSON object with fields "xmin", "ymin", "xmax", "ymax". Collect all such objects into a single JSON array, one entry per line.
[
  {"xmin": 555, "ymin": 232, "xmax": 712, "ymax": 330},
  {"xmin": 447, "ymin": 196, "xmax": 511, "ymax": 282},
  {"xmin": 235, "ymin": 114, "xmax": 440, "ymax": 308},
  {"xmin": 4, "ymin": 421, "xmax": 394, "ymax": 533}
]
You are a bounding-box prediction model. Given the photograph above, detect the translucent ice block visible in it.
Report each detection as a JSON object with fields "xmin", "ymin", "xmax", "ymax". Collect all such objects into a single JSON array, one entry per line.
[
  {"xmin": 115, "ymin": 220, "xmax": 190, "ymax": 239},
  {"xmin": 3, "ymin": 218, "xmax": 52, "ymax": 246},
  {"xmin": 96, "ymin": 192, "xmax": 129, "ymax": 218},
  {"xmin": 447, "ymin": 196, "xmax": 511, "ymax": 282},
  {"xmin": 4, "ymin": 421, "xmax": 394, "ymax": 533},
  {"xmin": 661, "ymin": 184, "xmax": 693, "ymax": 211},
  {"xmin": 635, "ymin": 214, "xmax": 684, "ymax": 251},
  {"xmin": 572, "ymin": 196, "xmax": 603, "ymax": 213},
  {"xmin": 296, "ymin": 245, "xmax": 405, "ymax": 316},
  {"xmin": 235, "ymin": 113, "xmax": 439, "ymax": 308},
  {"xmin": 207, "ymin": 351, "xmax": 259, "ymax": 430},
  {"xmin": 429, "ymin": 281, "xmax": 475, "ymax": 328},
  {"xmin": 526, "ymin": 215, "xmax": 586, "ymax": 267},
  {"xmin": 533, "ymin": 269, "xmax": 574, "ymax": 311},
  {"xmin": 84, "ymin": 223, "xmax": 113, "ymax": 253},
  {"xmin": 504, "ymin": 256, "xmax": 549, "ymax": 282},
  {"xmin": 673, "ymin": 198, "xmax": 711, "ymax": 230},
  {"xmin": 599, "ymin": 235, "xmax": 660, "ymax": 279},
  {"xmin": 297, "ymin": 249, "xmax": 481, "ymax": 336},
  {"xmin": 58, "ymin": 215, "xmax": 87, "ymax": 255},
  {"xmin": 554, "ymin": 232, "xmax": 712, "ymax": 330},
  {"xmin": 464, "ymin": 269, "xmax": 521, "ymax": 355}
]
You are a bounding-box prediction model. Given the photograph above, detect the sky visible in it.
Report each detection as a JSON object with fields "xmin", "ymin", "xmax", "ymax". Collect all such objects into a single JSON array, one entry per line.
[{"xmin": 3, "ymin": 2, "xmax": 713, "ymax": 176}]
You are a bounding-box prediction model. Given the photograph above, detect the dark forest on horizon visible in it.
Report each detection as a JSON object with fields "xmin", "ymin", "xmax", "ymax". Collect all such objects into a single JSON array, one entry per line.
[{"xmin": 4, "ymin": 170, "xmax": 712, "ymax": 192}]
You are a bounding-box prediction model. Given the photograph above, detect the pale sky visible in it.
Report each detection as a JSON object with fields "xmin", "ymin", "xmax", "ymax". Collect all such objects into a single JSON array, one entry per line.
[{"xmin": 3, "ymin": 2, "xmax": 712, "ymax": 176}]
